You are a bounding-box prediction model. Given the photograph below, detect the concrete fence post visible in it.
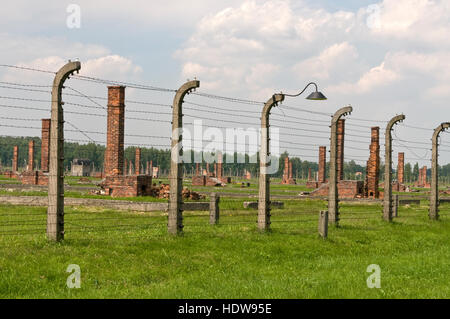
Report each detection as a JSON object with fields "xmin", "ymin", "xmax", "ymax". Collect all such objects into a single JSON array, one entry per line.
[
  {"xmin": 328, "ymin": 106, "xmax": 352, "ymax": 225},
  {"xmin": 430, "ymin": 122, "xmax": 450, "ymax": 220},
  {"xmin": 318, "ymin": 210, "xmax": 328, "ymax": 238},
  {"xmin": 168, "ymin": 80, "xmax": 200, "ymax": 235},
  {"xmin": 209, "ymin": 192, "xmax": 220, "ymax": 225},
  {"xmin": 47, "ymin": 61, "xmax": 81, "ymax": 242},
  {"xmin": 383, "ymin": 115, "xmax": 405, "ymax": 222},
  {"xmin": 393, "ymin": 194, "xmax": 399, "ymax": 218},
  {"xmin": 258, "ymin": 94, "xmax": 285, "ymax": 231}
]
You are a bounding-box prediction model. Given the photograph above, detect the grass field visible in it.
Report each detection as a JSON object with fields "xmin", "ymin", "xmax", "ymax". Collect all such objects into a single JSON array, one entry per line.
[{"xmin": 1, "ymin": 195, "xmax": 449, "ymax": 299}]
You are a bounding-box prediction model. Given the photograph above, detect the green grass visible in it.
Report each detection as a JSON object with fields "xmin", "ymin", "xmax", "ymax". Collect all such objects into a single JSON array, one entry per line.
[{"xmin": 0, "ymin": 199, "xmax": 449, "ymax": 298}]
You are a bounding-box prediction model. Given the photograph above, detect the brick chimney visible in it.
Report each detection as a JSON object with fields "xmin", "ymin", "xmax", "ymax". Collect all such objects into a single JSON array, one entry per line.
[
  {"xmin": 397, "ymin": 152, "xmax": 404, "ymax": 184},
  {"xmin": 337, "ymin": 119, "xmax": 345, "ymax": 181},
  {"xmin": 12, "ymin": 146, "xmax": 18, "ymax": 172},
  {"xmin": 217, "ymin": 153, "xmax": 223, "ymax": 179},
  {"xmin": 318, "ymin": 146, "xmax": 326, "ymax": 184},
  {"xmin": 283, "ymin": 157, "xmax": 289, "ymax": 182},
  {"xmin": 41, "ymin": 119, "xmax": 51, "ymax": 172},
  {"xmin": 366, "ymin": 127, "xmax": 380, "ymax": 198},
  {"xmin": 104, "ymin": 86, "xmax": 125, "ymax": 176},
  {"xmin": 135, "ymin": 148, "xmax": 141, "ymax": 175},
  {"xmin": 28, "ymin": 140, "xmax": 35, "ymax": 171}
]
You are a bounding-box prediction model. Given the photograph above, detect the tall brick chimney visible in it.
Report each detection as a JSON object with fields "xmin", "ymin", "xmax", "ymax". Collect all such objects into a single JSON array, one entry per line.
[
  {"xmin": 12, "ymin": 146, "xmax": 18, "ymax": 172},
  {"xmin": 283, "ymin": 157, "xmax": 289, "ymax": 181},
  {"xmin": 135, "ymin": 148, "xmax": 141, "ymax": 175},
  {"xmin": 420, "ymin": 166, "xmax": 428, "ymax": 186},
  {"xmin": 397, "ymin": 152, "xmax": 404, "ymax": 184},
  {"xmin": 318, "ymin": 146, "xmax": 326, "ymax": 184},
  {"xmin": 28, "ymin": 140, "xmax": 35, "ymax": 171},
  {"xmin": 41, "ymin": 119, "xmax": 51, "ymax": 172},
  {"xmin": 217, "ymin": 153, "xmax": 223, "ymax": 179},
  {"xmin": 337, "ymin": 119, "xmax": 345, "ymax": 181},
  {"xmin": 105, "ymin": 86, "xmax": 125, "ymax": 176},
  {"xmin": 366, "ymin": 127, "xmax": 380, "ymax": 198}
]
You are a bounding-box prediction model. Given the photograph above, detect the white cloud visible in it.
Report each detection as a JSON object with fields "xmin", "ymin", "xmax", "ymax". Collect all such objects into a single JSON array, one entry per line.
[
  {"xmin": 0, "ymin": 34, "xmax": 142, "ymax": 85},
  {"xmin": 328, "ymin": 61, "xmax": 399, "ymax": 94},
  {"xmin": 294, "ymin": 42, "xmax": 359, "ymax": 80},
  {"xmin": 0, "ymin": 1, "xmax": 245, "ymax": 31}
]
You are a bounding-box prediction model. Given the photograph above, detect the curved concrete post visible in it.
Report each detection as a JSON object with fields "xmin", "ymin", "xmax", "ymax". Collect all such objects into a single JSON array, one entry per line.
[
  {"xmin": 168, "ymin": 80, "xmax": 200, "ymax": 235},
  {"xmin": 258, "ymin": 94, "xmax": 284, "ymax": 231},
  {"xmin": 47, "ymin": 61, "xmax": 81, "ymax": 241},
  {"xmin": 328, "ymin": 106, "xmax": 352, "ymax": 225},
  {"xmin": 383, "ymin": 114, "xmax": 405, "ymax": 221},
  {"xmin": 430, "ymin": 122, "xmax": 450, "ymax": 220}
]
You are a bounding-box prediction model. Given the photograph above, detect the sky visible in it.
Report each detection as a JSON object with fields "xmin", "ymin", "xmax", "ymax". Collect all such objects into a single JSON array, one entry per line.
[{"xmin": 1, "ymin": 0, "xmax": 450, "ymax": 168}]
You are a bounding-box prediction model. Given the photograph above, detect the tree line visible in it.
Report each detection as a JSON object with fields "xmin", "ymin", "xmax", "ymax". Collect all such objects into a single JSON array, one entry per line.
[{"xmin": 1, "ymin": 136, "xmax": 448, "ymax": 182}]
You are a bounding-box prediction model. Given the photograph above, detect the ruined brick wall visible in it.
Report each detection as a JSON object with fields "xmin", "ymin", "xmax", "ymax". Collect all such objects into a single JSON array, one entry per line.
[
  {"xmin": 135, "ymin": 148, "xmax": 141, "ymax": 175},
  {"xmin": 104, "ymin": 86, "xmax": 125, "ymax": 176},
  {"xmin": 318, "ymin": 146, "xmax": 326, "ymax": 184},
  {"xmin": 21, "ymin": 171, "xmax": 48, "ymax": 186},
  {"xmin": 392, "ymin": 182, "xmax": 406, "ymax": 192},
  {"xmin": 310, "ymin": 180, "xmax": 364, "ymax": 198},
  {"xmin": 12, "ymin": 146, "xmax": 18, "ymax": 172},
  {"xmin": 41, "ymin": 119, "xmax": 51, "ymax": 172},
  {"xmin": 104, "ymin": 175, "xmax": 152, "ymax": 197},
  {"xmin": 398, "ymin": 152, "xmax": 404, "ymax": 183},
  {"xmin": 28, "ymin": 140, "xmax": 34, "ymax": 171},
  {"xmin": 366, "ymin": 127, "xmax": 380, "ymax": 198},
  {"xmin": 337, "ymin": 119, "xmax": 345, "ymax": 181},
  {"xmin": 192, "ymin": 175, "xmax": 206, "ymax": 186}
]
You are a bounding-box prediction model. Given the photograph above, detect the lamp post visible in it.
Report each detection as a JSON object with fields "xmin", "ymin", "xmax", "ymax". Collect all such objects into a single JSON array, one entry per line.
[{"xmin": 258, "ymin": 82, "xmax": 327, "ymax": 231}]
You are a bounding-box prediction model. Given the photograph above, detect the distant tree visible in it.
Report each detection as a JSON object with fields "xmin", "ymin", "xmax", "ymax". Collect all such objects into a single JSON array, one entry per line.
[
  {"xmin": 404, "ymin": 163, "xmax": 412, "ymax": 183},
  {"xmin": 413, "ymin": 162, "xmax": 420, "ymax": 181}
]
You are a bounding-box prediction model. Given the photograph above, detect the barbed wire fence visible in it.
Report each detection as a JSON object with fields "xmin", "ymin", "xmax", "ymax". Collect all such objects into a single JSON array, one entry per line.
[{"xmin": 0, "ymin": 63, "xmax": 448, "ymax": 243}]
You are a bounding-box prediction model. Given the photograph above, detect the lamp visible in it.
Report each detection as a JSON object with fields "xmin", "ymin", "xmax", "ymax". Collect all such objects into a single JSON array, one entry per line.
[{"xmin": 284, "ymin": 82, "xmax": 327, "ymax": 100}]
